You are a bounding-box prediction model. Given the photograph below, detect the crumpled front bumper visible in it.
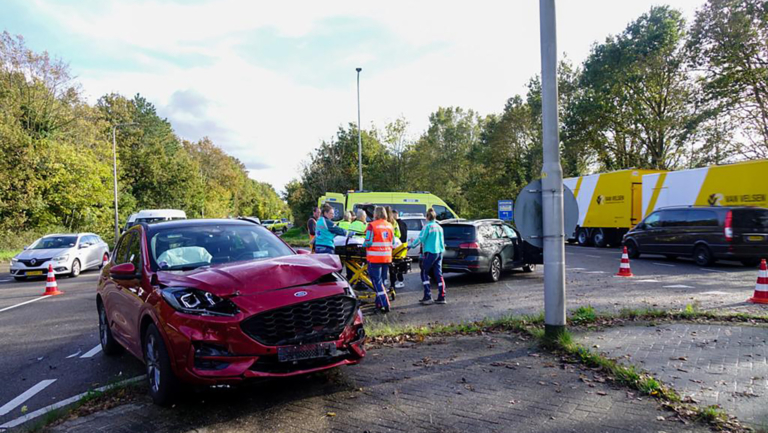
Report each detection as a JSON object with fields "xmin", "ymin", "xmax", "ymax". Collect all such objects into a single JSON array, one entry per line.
[{"xmin": 159, "ymin": 303, "xmax": 366, "ymax": 385}]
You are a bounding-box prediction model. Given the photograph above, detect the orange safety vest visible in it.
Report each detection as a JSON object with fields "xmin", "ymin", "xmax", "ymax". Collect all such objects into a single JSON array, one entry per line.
[{"xmin": 366, "ymin": 220, "xmax": 393, "ymax": 264}]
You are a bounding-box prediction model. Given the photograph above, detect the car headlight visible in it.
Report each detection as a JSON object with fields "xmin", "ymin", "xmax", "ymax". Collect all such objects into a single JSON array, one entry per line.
[
  {"xmin": 10, "ymin": 258, "xmax": 18, "ymax": 264},
  {"xmin": 54, "ymin": 254, "xmax": 69, "ymax": 262},
  {"xmin": 161, "ymin": 287, "xmax": 239, "ymax": 317}
]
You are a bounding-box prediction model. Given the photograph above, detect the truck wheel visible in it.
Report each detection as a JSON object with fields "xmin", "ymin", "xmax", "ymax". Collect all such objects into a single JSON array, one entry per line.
[
  {"xmin": 576, "ymin": 228, "xmax": 591, "ymax": 246},
  {"xmin": 591, "ymin": 229, "xmax": 607, "ymax": 248},
  {"xmin": 693, "ymin": 245, "xmax": 715, "ymax": 267}
]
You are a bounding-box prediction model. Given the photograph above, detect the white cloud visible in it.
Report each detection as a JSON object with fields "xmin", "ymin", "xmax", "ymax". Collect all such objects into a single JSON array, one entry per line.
[{"xmin": 32, "ymin": 0, "xmax": 705, "ymax": 193}]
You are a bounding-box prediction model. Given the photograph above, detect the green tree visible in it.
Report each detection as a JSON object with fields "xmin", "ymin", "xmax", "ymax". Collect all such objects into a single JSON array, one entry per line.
[{"xmin": 688, "ymin": 0, "xmax": 768, "ymax": 157}]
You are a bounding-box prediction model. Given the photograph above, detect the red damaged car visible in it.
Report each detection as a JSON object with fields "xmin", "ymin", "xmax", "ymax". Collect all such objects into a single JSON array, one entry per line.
[{"xmin": 96, "ymin": 219, "xmax": 365, "ymax": 405}]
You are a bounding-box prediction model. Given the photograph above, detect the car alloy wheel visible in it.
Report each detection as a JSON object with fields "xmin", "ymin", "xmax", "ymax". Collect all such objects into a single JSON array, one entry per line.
[
  {"xmin": 70, "ymin": 259, "xmax": 81, "ymax": 278},
  {"xmin": 488, "ymin": 256, "xmax": 502, "ymax": 282},
  {"xmin": 98, "ymin": 302, "xmax": 122, "ymax": 355},
  {"xmin": 523, "ymin": 264, "xmax": 536, "ymax": 273},
  {"xmin": 146, "ymin": 333, "xmax": 161, "ymax": 395}
]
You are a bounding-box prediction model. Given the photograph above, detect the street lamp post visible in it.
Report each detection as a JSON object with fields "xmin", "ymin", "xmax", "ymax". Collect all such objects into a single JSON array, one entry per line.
[
  {"xmin": 111, "ymin": 122, "xmax": 136, "ymax": 245},
  {"xmin": 356, "ymin": 67, "xmax": 363, "ymax": 191},
  {"xmin": 539, "ymin": 0, "xmax": 567, "ymax": 339}
]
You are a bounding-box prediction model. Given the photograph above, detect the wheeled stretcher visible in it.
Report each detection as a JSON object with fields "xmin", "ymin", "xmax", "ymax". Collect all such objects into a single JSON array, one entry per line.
[{"xmin": 333, "ymin": 235, "xmax": 412, "ymax": 302}]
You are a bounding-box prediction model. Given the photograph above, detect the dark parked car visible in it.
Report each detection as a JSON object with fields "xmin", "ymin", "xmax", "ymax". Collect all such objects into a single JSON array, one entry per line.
[
  {"xmin": 623, "ymin": 206, "xmax": 768, "ymax": 267},
  {"xmin": 97, "ymin": 219, "xmax": 365, "ymax": 405},
  {"xmin": 440, "ymin": 219, "xmax": 543, "ymax": 282}
]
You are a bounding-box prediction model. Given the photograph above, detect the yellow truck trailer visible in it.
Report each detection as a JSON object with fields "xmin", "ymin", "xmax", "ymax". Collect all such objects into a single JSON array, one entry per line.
[
  {"xmin": 563, "ymin": 169, "xmax": 666, "ymax": 247},
  {"xmin": 642, "ymin": 159, "xmax": 768, "ymax": 217}
]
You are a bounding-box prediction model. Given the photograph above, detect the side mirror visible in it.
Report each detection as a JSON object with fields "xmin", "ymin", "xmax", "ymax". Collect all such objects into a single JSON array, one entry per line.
[
  {"xmin": 296, "ymin": 249, "xmax": 311, "ymax": 255},
  {"xmin": 79, "ymin": 243, "xmax": 90, "ymax": 249},
  {"xmin": 110, "ymin": 262, "xmax": 138, "ymax": 280},
  {"xmin": 22, "ymin": 245, "xmax": 28, "ymax": 250}
]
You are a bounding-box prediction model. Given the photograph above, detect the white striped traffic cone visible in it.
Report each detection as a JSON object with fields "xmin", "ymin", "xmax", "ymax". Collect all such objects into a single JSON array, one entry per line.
[
  {"xmin": 748, "ymin": 259, "xmax": 768, "ymax": 304},
  {"xmin": 43, "ymin": 264, "xmax": 63, "ymax": 296},
  {"xmin": 615, "ymin": 246, "xmax": 634, "ymax": 277}
]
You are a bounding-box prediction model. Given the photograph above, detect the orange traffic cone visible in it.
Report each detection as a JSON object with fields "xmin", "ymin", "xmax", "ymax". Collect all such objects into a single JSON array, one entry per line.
[
  {"xmin": 748, "ymin": 259, "xmax": 768, "ymax": 304},
  {"xmin": 615, "ymin": 246, "xmax": 634, "ymax": 277},
  {"xmin": 43, "ymin": 264, "xmax": 63, "ymax": 296}
]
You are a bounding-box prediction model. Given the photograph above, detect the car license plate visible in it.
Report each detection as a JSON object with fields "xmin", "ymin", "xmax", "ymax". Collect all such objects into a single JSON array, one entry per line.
[
  {"xmin": 277, "ymin": 342, "xmax": 336, "ymax": 362},
  {"xmin": 26, "ymin": 271, "xmax": 43, "ymax": 276},
  {"xmin": 443, "ymin": 250, "xmax": 457, "ymax": 258},
  {"xmin": 747, "ymin": 235, "xmax": 765, "ymax": 242}
]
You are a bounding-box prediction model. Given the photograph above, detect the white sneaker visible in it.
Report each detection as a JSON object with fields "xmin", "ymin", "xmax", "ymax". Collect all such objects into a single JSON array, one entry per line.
[{"xmin": 395, "ymin": 281, "xmax": 405, "ymax": 289}]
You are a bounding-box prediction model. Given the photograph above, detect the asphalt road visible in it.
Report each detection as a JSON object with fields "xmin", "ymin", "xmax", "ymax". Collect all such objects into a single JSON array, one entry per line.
[
  {"xmin": 0, "ymin": 245, "xmax": 764, "ymax": 429},
  {"xmin": 0, "ymin": 270, "xmax": 144, "ymax": 428}
]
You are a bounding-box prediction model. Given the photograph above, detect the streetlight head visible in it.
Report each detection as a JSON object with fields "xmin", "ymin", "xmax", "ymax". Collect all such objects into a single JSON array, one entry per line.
[{"xmin": 356, "ymin": 67, "xmax": 362, "ymax": 72}]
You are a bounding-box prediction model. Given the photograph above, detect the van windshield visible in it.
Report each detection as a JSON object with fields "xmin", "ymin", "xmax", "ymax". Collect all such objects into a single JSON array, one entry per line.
[{"xmin": 733, "ymin": 209, "xmax": 768, "ymax": 231}]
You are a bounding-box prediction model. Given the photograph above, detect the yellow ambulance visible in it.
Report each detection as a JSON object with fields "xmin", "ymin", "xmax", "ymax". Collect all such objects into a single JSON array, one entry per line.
[
  {"xmin": 563, "ymin": 169, "xmax": 666, "ymax": 247},
  {"xmin": 317, "ymin": 191, "xmax": 458, "ymax": 222}
]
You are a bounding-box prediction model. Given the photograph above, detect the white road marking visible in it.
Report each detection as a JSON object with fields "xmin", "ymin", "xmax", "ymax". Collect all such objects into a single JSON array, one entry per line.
[
  {"xmin": 0, "ymin": 296, "xmax": 51, "ymax": 313},
  {"xmin": 585, "ymin": 255, "xmax": 601, "ymax": 258},
  {"xmin": 80, "ymin": 344, "xmax": 102, "ymax": 358},
  {"xmin": 567, "ymin": 267, "xmax": 586, "ymax": 271},
  {"xmin": 664, "ymin": 284, "xmax": 694, "ymax": 289},
  {"xmin": 652, "ymin": 263, "xmax": 676, "ymax": 267},
  {"xmin": 0, "ymin": 379, "xmax": 57, "ymax": 417},
  {"xmin": 65, "ymin": 350, "xmax": 82, "ymax": 359},
  {"xmin": 583, "ymin": 271, "xmax": 606, "ymax": 274},
  {"xmin": 636, "ymin": 279, "xmax": 660, "ymax": 283},
  {"xmin": 0, "ymin": 376, "xmax": 144, "ymax": 430},
  {"xmin": 701, "ymin": 268, "xmax": 729, "ymax": 273},
  {"xmin": 700, "ymin": 291, "xmax": 731, "ymax": 295}
]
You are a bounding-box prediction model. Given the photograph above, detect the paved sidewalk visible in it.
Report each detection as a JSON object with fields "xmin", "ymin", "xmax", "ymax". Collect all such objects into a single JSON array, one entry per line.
[
  {"xmin": 579, "ymin": 323, "xmax": 768, "ymax": 428},
  {"xmin": 48, "ymin": 333, "xmax": 705, "ymax": 433}
]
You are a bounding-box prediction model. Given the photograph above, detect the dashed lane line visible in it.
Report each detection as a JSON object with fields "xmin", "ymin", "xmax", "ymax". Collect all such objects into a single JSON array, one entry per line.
[
  {"xmin": 0, "ymin": 296, "xmax": 51, "ymax": 313},
  {"xmin": 0, "ymin": 379, "xmax": 57, "ymax": 417},
  {"xmin": 80, "ymin": 344, "xmax": 102, "ymax": 358},
  {"xmin": 0, "ymin": 376, "xmax": 145, "ymax": 430},
  {"xmin": 664, "ymin": 284, "xmax": 695, "ymax": 289},
  {"xmin": 652, "ymin": 263, "xmax": 676, "ymax": 267}
]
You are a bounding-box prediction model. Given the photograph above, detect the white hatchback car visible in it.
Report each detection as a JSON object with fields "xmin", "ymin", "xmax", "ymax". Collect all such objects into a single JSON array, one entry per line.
[
  {"xmin": 10, "ymin": 233, "xmax": 110, "ymax": 281},
  {"xmin": 400, "ymin": 215, "xmax": 427, "ymax": 258}
]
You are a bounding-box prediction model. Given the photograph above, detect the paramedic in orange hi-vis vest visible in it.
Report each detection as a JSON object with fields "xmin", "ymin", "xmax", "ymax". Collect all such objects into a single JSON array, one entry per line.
[{"xmin": 363, "ymin": 206, "xmax": 395, "ymax": 313}]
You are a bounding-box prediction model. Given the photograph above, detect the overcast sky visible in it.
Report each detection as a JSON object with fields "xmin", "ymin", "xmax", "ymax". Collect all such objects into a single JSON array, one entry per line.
[{"xmin": 2, "ymin": 0, "xmax": 706, "ymax": 192}]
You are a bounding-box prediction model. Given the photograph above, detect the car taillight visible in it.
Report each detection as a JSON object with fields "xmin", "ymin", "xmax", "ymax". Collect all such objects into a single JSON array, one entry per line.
[
  {"xmin": 459, "ymin": 242, "xmax": 480, "ymax": 249},
  {"xmin": 724, "ymin": 210, "xmax": 733, "ymax": 242}
]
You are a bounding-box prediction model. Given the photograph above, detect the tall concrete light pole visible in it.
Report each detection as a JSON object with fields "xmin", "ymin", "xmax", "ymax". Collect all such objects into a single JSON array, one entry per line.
[
  {"xmin": 539, "ymin": 0, "xmax": 567, "ymax": 339},
  {"xmin": 356, "ymin": 67, "xmax": 363, "ymax": 191},
  {"xmin": 111, "ymin": 122, "xmax": 136, "ymax": 245}
]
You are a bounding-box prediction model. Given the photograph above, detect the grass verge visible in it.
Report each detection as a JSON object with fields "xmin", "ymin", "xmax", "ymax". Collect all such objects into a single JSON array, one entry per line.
[
  {"xmin": 0, "ymin": 249, "xmax": 20, "ymax": 263},
  {"xmin": 281, "ymin": 227, "xmax": 310, "ymax": 248}
]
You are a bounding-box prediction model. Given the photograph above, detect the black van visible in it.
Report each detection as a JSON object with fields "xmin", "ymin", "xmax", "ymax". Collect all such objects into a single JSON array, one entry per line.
[{"xmin": 623, "ymin": 206, "xmax": 768, "ymax": 267}]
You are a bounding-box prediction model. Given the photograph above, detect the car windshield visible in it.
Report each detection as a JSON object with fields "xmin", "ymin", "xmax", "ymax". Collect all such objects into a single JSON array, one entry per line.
[
  {"xmin": 263, "ymin": 220, "xmax": 275, "ymax": 224},
  {"xmin": 29, "ymin": 236, "xmax": 77, "ymax": 250},
  {"xmin": 149, "ymin": 224, "xmax": 294, "ymax": 271}
]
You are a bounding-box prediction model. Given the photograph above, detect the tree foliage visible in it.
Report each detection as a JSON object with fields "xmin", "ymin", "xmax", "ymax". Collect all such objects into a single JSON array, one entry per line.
[{"xmin": 0, "ymin": 32, "xmax": 287, "ymax": 245}]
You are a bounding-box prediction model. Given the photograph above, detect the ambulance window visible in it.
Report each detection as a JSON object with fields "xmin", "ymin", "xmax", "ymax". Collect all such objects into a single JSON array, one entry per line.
[
  {"xmin": 432, "ymin": 205, "xmax": 453, "ymax": 221},
  {"xmin": 326, "ymin": 202, "xmax": 344, "ymax": 221}
]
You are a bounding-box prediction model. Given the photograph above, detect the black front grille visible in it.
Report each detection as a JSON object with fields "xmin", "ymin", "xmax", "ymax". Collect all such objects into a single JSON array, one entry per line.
[
  {"xmin": 241, "ymin": 296, "xmax": 356, "ymax": 346},
  {"xmin": 20, "ymin": 258, "xmax": 52, "ymax": 267}
]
